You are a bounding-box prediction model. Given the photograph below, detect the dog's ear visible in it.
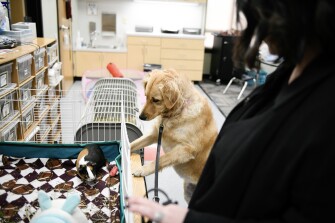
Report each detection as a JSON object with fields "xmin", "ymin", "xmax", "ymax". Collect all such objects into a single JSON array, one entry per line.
[
  {"xmin": 160, "ymin": 81, "xmax": 180, "ymax": 109},
  {"xmin": 142, "ymin": 73, "xmax": 151, "ymax": 94}
]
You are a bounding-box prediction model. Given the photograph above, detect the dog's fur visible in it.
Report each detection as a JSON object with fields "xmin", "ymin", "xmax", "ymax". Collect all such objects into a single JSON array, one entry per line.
[{"xmin": 130, "ymin": 69, "xmax": 218, "ymax": 202}]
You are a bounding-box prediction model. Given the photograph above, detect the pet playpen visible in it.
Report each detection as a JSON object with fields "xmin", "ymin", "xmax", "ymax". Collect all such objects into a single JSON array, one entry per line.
[{"xmin": 0, "ymin": 78, "xmax": 145, "ymax": 223}]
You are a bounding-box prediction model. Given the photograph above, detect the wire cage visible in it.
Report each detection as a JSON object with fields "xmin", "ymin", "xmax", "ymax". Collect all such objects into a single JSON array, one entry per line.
[
  {"xmin": 0, "ymin": 78, "xmax": 143, "ymax": 145},
  {"xmin": 75, "ymin": 78, "xmax": 143, "ymax": 144},
  {"xmin": 0, "ymin": 78, "xmax": 141, "ymax": 223}
]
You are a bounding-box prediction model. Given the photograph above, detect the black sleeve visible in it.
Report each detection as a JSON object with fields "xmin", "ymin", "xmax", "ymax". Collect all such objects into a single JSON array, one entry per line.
[
  {"xmin": 184, "ymin": 207, "xmax": 316, "ymax": 223},
  {"xmin": 184, "ymin": 145, "xmax": 335, "ymax": 223}
]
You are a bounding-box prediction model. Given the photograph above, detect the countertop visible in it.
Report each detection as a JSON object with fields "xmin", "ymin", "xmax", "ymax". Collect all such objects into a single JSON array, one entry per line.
[
  {"xmin": 127, "ymin": 31, "xmax": 206, "ymax": 39},
  {"xmin": 74, "ymin": 46, "xmax": 128, "ymax": 53},
  {"xmin": 73, "ymin": 31, "xmax": 205, "ymax": 52}
]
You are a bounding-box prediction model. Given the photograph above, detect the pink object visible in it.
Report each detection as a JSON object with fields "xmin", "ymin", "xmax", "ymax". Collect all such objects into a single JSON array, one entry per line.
[
  {"xmin": 144, "ymin": 146, "xmax": 165, "ymax": 161},
  {"xmin": 110, "ymin": 165, "xmax": 118, "ymax": 177}
]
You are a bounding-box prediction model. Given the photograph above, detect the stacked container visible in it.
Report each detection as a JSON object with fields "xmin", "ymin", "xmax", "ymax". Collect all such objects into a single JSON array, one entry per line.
[
  {"xmin": 34, "ymin": 47, "xmax": 46, "ymax": 72},
  {"xmin": 0, "ymin": 118, "xmax": 20, "ymax": 142},
  {"xmin": 0, "ymin": 62, "xmax": 17, "ymax": 95},
  {"xmin": 47, "ymin": 43, "xmax": 58, "ymax": 66},
  {"xmin": 20, "ymin": 102, "xmax": 35, "ymax": 135},
  {"xmin": 16, "ymin": 54, "xmax": 33, "ymax": 83},
  {"xmin": 19, "ymin": 79, "xmax": 34, "ymax": 110},
  {"xmin": 0, "ymin": 90, "xmax": 19, "ymax": 129}
]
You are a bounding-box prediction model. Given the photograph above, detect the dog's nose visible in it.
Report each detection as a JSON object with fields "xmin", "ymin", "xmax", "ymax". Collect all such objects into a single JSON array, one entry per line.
[{"xmin": 139, "ymin": 114, "xmax": 147, "ymax": 120}]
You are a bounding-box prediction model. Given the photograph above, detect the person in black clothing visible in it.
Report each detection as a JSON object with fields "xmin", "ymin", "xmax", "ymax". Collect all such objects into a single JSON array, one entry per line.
[{"xmin": 126, "ymin": 0, "xmax": 335, "ymax": 222}]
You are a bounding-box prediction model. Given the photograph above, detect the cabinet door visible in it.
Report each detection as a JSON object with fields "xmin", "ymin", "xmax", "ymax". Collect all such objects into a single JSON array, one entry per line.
[
  {"xmin": 102, "ymin": 52, "xmax": 127, "ymax": 69},
  {"xmin": 127, "ymin": 45, "xmax": 144, "ymax": 71},
  {"xmin": 75, "ymin": 52, "xmax": 101, "ymax": 77},
  {"xmin": 144, "ymin": 45, "xmax": 161, "ymax": 65}
]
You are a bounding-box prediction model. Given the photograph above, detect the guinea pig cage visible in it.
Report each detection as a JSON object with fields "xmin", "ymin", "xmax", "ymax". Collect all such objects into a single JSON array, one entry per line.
[{"xmin": 0, "ymin": 77, "xmax": 145, "ymax": 223}]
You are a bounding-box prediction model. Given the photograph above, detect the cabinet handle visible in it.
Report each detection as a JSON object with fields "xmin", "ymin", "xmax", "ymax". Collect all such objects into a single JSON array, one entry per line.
[{"xmin": 223, "ymin": 57, "xmax": 227, "ymax": 62}]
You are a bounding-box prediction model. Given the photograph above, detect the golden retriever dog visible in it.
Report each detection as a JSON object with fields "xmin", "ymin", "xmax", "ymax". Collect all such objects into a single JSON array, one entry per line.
[{"xmin": 130, "ymin": 69, "xmax": 218, "ymax": 202}]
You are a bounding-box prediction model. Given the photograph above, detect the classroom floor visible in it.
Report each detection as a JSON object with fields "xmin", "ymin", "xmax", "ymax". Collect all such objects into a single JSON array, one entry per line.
[{"xmin": 69, "ymin": 80, "xmax": 225, "ymax": 207}]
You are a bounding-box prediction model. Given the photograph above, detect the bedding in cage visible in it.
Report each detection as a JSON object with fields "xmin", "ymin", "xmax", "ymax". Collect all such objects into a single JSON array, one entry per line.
[{"xmin": 0, "ymin": 141, "xmax": 133, "ymax": 223}]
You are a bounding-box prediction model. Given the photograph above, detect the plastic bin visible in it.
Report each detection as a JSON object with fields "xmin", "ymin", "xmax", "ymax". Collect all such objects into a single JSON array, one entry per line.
[
  {"xmin": 2, "ymin": 29, "xmax": 34, "ymax": 44},
  {"xmin": 49, "ymin": 100, "xmax": 59, "ymax": 118},
  {"xmin": 47, "ymin": 43, "xmax": 58, "ymax": 65},
  {"xmin": 48, "ymin": 62, "xmax": 62, "ymax": 86},
  {"xmin": 0, "ymin": 62, "xmax": 12, "ymax": 90},
  {"xmin": 21, "ymin": 102, "xmax": 35, "ymax": 134},
  {"xmin": 39, "ymin": 115, "xmax": 50, "ymax": 136},
  {"xmin": 48, "ymin": 86, "xmax": 56, "ymax": 101},
  {"xmin": 34, "ymin": 70, "xmax": 47, "ymax": 95},
  {"xmin": 0, "ymin": 118, "xmax": 19, "ymax": 141},
  {"xmin": 34, "ymin": 47, "xmax": 46, "ymax": 71},
  {"xmin": 35, "ymin": 90, "xmax": 48, "ymax": 118},
  {"xmin": 16, "ymin": 54, "xmax": 33, "ymax": 83},
  {"xmin": 19, "ymin": 79, "xmax": 33, "ymax": 110},
  {"xmin": 0, "ymin": 90, "xmax": 18, "ymax": 129}
]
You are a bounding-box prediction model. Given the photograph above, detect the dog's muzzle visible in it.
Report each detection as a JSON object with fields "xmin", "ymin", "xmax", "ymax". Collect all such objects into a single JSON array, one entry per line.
[{"xmin": 139, "ymin": 113, "xmax": 147, "ymax": 120}]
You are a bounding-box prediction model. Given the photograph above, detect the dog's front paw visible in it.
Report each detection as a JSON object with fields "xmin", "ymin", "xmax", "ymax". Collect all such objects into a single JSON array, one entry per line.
[{"xmin": 132, "ymin": 165, "xmax": 152, "ymax": 177}]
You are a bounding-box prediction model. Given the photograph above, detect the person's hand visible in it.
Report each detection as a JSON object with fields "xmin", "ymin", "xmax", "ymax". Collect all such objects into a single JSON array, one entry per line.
[{"xmin": 126, "ymin": 196, "xmax": 188, "ymax": 223}]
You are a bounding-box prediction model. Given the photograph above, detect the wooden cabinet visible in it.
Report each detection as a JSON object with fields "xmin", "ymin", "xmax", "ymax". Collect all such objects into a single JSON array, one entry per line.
[
  {"xmin": 161, "ymin": 38, "xmax": 205, "ymax": 81},
  {"xmin": 127, "ymin": 36, "xmax": 161, "ymax": 71},
  {"xmin": 74, "ymin": 51, "xmax": 127, "ymax": 77}
]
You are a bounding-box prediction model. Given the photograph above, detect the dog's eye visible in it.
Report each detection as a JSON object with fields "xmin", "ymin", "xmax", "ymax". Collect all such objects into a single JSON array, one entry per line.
[{"xmin": 152, "ymin": 98, "xmax": 160, "ymax": 103}]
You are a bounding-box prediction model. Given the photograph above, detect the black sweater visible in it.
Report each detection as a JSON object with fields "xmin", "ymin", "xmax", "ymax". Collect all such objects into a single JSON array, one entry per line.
[{"xmin": 184, "ymin": 54, "xmax": 335, "ymax": 223}]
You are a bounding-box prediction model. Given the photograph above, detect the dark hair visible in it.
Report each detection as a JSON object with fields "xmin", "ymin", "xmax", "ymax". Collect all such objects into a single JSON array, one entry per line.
[{"xmin": 233, "ymin": 0, "xmax": 335, "ymax": 69}]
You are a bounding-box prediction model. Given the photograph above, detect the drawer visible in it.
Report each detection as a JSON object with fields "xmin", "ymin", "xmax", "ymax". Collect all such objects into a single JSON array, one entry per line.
[
  {"xmin": 161, "ymin": 49, "xmax": 204, "ymax": 60},
  {"xmin": 161, "ymin": 38, "xmax": 204, "ymax": 50},
  {"xmin": 179, "ymin": 70, "xmax": 203, "ymax": 81},
  {"xmin": 161, "ymin": 59, "xmax": 203, "ymax": 71},
  {"xmin": 127, "ymin": 36, "xmax": 161, "ymax": 46}
]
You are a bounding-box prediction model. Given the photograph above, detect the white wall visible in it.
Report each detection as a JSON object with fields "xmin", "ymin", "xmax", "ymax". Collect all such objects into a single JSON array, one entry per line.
[
  {"xmin": 205, "ymin": 0, "xmax": 234, "ymax": 32},
  {"xmin": 41, "ymin": 0, "xmax": 58, "ymax": 39},
  {"xmin": 73, "ymin": 0, "xmax": 206, "ymax": 47}
]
